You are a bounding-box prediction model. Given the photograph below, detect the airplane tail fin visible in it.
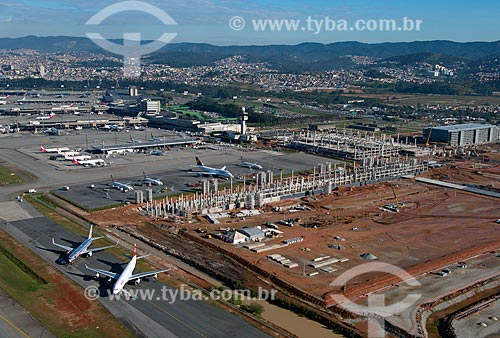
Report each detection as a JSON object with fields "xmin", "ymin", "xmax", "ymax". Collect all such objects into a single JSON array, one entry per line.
[
  {"xmin": 73, "ymin": 158, "xmax": 80, "ymax": 165},
  {"xmin": 88, "ymin": 224, "xmax": 93, "ymax": 239},
  {"xmin": 221, "ymin": 166, "xmax": 227, "ymax": 170},
  {"xmin": 133, "ymin": 243, "xmax": 137, "ymax": 257},
  {"xmin": 143, "ymin": 171, "xmax": 147, "ymax": 178},
  {"xmin": 110, "ymin": 174, "xmax": 115, "ymax": 182},
  {"xmin": 40, "ymin": 146, "xmax": 46, "ymax": 152},
  {"xmin": 195, "ymin": 157, "xmax": 204, "ymax": 166}
]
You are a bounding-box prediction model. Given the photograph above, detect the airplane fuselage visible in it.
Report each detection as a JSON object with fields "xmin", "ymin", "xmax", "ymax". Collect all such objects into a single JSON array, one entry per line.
[
  {"xmin": 112, "ymin": 182, "xmax": 134, "ymax": 192},
  {"xmin": 242, "ymin": 162, "xmax": 263, "ymax": 170},
  {"xmin": 197, "ymin": 165, "xmax": 233, "ymax": 179},
  {"xmin": 113, "ymin": 256, "xmax": 137, "ymax": 294},
  {"xmin": 143, "ymin": 178, "xmax": 163, "ymax": 186},
  {"xmin": 68, "ymin": 237, "xmax": 93, "ymax": 263}
]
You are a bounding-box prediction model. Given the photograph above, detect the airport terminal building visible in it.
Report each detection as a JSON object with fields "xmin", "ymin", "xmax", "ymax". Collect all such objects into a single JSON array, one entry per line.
[{"xmin": 424, "ymin": 124, "xmax": 500, "ymax": 146}]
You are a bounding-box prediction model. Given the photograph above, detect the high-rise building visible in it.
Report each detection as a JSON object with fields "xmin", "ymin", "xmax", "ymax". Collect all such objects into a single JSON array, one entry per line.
[{"xmin": 129, "ymin": 86, "xmax": 138, "ymax": 97}]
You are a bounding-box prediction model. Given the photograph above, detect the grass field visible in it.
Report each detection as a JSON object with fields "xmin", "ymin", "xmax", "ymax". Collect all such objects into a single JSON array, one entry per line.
[
  {"xmin": 343, "ymin": 93, "xmax": 500, "ymax": 106},
  {"xmin": 0, "ymin": 165, "xmax": 22, "ymax": 185}
]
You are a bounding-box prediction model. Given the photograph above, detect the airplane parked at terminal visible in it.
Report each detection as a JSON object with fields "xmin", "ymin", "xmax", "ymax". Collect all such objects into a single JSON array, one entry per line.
[
  {"xmin": 238, "ymin": 157, "xmax": 263, "ymax": 170},
  {"xmin": 85, "ymin": 244, "xmax": 170, "ymax": 295},
  {"xmin": 0, "ymin": 95, "xmax": 10, "ymax": 100},
  {"xmin": 65, "ymin": 154, "xmax": 91, "ymax": 161},
  {"xmin": 52, "ymin": 224, "xmax": 116, "ymax": 264},
  {"xmin": 36, "ymin": 113, "xmax": 55, "ymax": 120},
  {"xmin": 142, "ymin": 171, "xmax": 163, "ymax": 186},
  {"xmin": 59, "ymin": 150, "xmax": 80, "ymax": 158},
  {"xmin": 40, "ymin": 145, "xmax": 70, "ymax": 153},
  {"xmin": 72, "ymin": 158, "xmax": 105, "ymax": 167},
  {"xmin": 102, "ymin": 124, "xmax": 123, "ymax": 131},
  {"xmin": 0, "ymin": 101, "xmax": 6, "ymax": 105},
  {"xmin": 110, "ymin": 175, "xmax": 134, "ymax": 192},
  {"xmin": 192, "ymin": 157, "xmax": 234, "ymax": 179}
]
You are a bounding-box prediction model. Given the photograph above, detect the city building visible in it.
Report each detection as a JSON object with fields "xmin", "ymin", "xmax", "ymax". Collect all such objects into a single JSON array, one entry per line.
[
  {"xmin": 423, "ymin": 124, "xmax": 499, "ymax": 146},
  {"xmin": 143, "ymin": 100, "xmax": 161, "ymax": 114}
]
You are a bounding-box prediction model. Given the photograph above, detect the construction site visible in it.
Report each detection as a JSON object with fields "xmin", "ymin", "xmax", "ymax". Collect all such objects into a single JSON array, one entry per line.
[{"xmin": 72, "ymin": 137, "xmax": 500, "ymax": 338}]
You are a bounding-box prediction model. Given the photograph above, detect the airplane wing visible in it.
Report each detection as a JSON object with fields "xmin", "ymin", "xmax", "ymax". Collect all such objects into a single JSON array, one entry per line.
[
  {"xmin": 85, "ymin": 264, "xmax": 121, "ymax": 280},
  {"xmin": 52, "ymin": 238, "xmax": 73, "ymax": 253},
  {"xmin": 221, "ymin": 166, "xmax": 227, "ymax": 170},
  {"xmin": 84, "ymin": 243, "xmax": 117, "ymax": 254},
  {"xmin": 128, "ymin": 269, "xmax": 170, "ymax": 282}
]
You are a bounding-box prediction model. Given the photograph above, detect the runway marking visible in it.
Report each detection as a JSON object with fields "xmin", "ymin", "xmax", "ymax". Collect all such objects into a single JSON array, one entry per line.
[
  {"xmin": 0, "ymin": 313, "xmax": 31, "ymax": 338},
  {"xmin": 145, "ymin": 298, "xmax": 207, "ymax": 337}
]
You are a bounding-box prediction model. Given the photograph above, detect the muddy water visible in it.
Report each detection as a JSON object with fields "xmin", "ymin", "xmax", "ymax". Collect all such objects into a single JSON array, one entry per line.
[{"xmin": 251, "ymin": 299, "xmax": 345, "ymax": 338}]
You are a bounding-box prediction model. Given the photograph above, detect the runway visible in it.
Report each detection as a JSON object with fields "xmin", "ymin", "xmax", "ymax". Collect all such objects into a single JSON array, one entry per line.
[{"xmin": 0, "ymin": 213, "xmax": 270, "ymax": 338}]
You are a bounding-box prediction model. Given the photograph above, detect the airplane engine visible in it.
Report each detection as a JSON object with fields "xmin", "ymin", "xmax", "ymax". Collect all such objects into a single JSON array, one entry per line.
[
  {"xmin": 134, "ymin": 278, "xmax": 141, "ymax": 285},
  {"xmin": 152, "ymin": 273, "xmax": 158, "ymax": 280},
  {"xmin": 95, "ymin": 273, "xmax": 100, "ymax": 279},
  {"xmin": 87, "ymin": 251, "xmax": 92, "ymax": 257}
]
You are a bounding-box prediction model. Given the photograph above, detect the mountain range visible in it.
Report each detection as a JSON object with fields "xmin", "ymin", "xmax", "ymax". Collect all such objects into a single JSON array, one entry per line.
[{"xmin": 1, "ymin": 36, "xmax": 500, "ymax": 71}]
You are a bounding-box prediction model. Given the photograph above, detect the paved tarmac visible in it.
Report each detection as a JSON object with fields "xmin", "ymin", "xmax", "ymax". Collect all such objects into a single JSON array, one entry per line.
[
  {"xmin": 0, "ymin": 128, "xmax": 339, "ymax": 337},
  {"xmin": 0, "ymin": 214, "xmax": 270, "ymax": 338},
  {"xmin": 0, "ymin": 288, "xmax": 55, "ymax": 338}
]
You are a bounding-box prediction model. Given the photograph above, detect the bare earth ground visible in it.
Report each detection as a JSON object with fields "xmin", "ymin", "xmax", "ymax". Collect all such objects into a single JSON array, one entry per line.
[{"xmin": 84, "ymin": 149, "xmax": 500, "ymax": 337}]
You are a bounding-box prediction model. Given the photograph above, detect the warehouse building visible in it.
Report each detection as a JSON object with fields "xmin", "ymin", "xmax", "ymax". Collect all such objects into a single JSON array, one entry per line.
[{"xmin": 423, "ymin": 124, "xmax": 499, "ymax": 146}]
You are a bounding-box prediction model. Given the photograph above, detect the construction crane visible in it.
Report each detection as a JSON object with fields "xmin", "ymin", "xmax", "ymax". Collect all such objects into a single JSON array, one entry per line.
[
  {"xmin": 425, "ymin": 124, "xmax": 433, "ymax": 147},
  {"xmin": 391, "ymin": 184, "xmax": 405, "ymax": 210}
]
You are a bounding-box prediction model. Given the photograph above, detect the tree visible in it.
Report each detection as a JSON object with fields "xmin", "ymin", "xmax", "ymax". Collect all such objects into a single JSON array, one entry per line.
[{"xmin": 242, "ymin": 303, "xmax": 264, "ymax": 316}]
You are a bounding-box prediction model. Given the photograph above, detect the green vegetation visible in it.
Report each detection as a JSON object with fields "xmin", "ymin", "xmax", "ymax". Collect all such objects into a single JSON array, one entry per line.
[
  {"xmin": 241, "ymin": 303, "xmax": 264, "ymax": 316},
  {"xmin": 0, "ymin": 165, "xmax": 22, "ymax": 185},
  {"xmin": 0, "ymin": 252, "xmax": 45, "ymax": 295},
  {"xmin": 0, "ymin": 242, "xmax": 47, "ymax": 285}
]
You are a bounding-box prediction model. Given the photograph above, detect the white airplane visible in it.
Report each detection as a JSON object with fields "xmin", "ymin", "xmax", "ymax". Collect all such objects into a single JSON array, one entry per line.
[
  {"xmin": 0, "ymin": 95, "xmax": 10, "ymax": 100},
  {"xmin": 52, "ymin": 224, "xmax": 116, "ymax": 264},
  {"xmin": 72, "ymin": 158, "xmax": 105, "ymax": 167},
  {"xmin": 191, "ymin": 157, "xmax": 234, "ymax": 179},
  {"xmin": 0, "ymin": 101, "xmax": 6, "ymax": 105},
  {"xmin": 85, "ymin": 244, "xmax": 170, "ymax": 295},
  {"xmin": 239, "ymin": 157, "xmax": 263, "ymax": 170},
  {"xmin": 142, "ymin": 171, "xmax": 163, "ymax": 186},
  {"xmin": 102, "ymin": 124, "xmax": 123, "ymax": 131},
  {"xmin": 36, "ymin": 113, "xmax": 55, "ymax": 120},
  {"xmin": 110, "ymin": 175, "xmax": 134, "ymax": 192},
  {"xmin": 65, "ymin": 154, "xmax": 91, "ymax": 161},
  {"xmin": 40, "ymin": 145, "xmax": 71, "ymax": 153},
  {"xmin": 60, "ymin": 150, "xmax": 80, "ymax": 158}
]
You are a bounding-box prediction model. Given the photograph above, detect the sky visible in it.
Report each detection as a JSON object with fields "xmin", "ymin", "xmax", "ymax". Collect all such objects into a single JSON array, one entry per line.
[{"xmin": 0, "ymin": 0, "xmax": 499, "ymax": 45}]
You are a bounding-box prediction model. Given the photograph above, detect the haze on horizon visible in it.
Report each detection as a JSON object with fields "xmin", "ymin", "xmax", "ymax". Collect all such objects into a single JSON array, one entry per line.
[{"xmin": 0, "ymin": 0, "xmax": 498, "ymax": 45}]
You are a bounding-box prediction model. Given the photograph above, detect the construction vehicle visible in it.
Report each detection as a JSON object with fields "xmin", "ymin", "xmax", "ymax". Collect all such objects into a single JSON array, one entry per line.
[
  {"xmin": 382, "ymin": 184, "xmax": 405, "ymax": 212},
  {"xmin": 391, "ymin": 184, "xmax": 405, "ymax": 209}
]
